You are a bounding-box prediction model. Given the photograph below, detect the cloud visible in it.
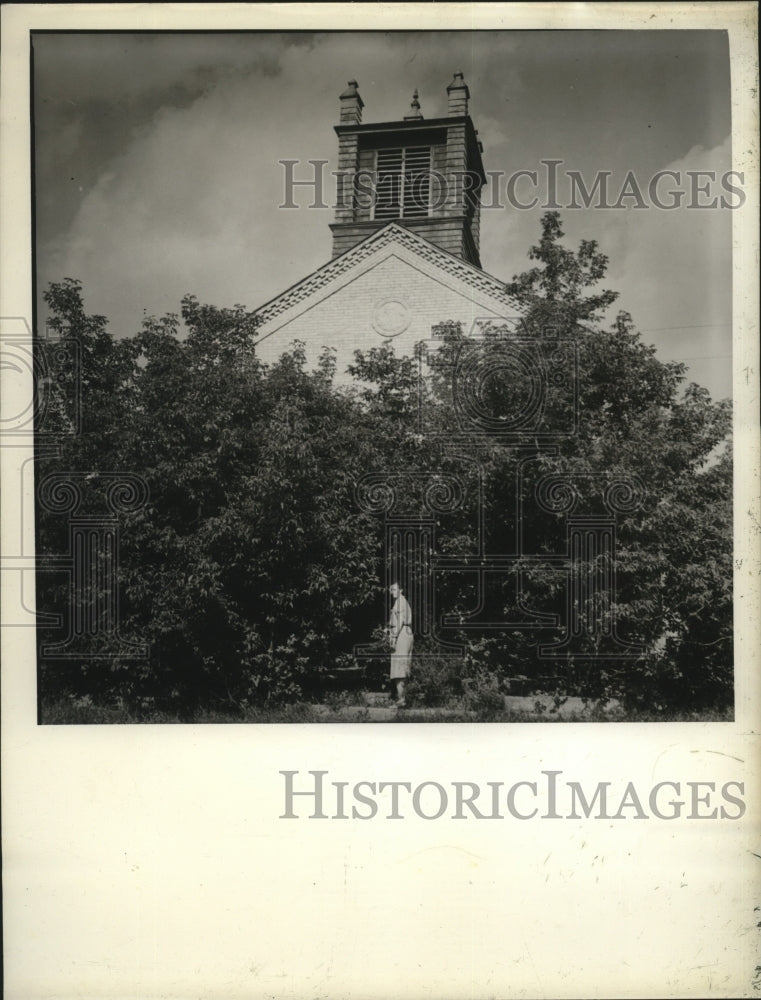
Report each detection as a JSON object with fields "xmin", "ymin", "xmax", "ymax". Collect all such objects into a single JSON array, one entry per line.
[
  {"xmin": 476, "ymin": 136, "xmax": 734, "ymax": 399},
  {"xmin": 32, "ymin": 33, "xmax": 302, "ymax": 106},
  {"xmin": 39, "ymin": 33, "xmax": 524, "ymax": 335},
  {"xmin": 35, "ymin": 32, "xmax": 732, "ymax": 399},
  {"xmin": 40, "ymin": 47, "xmax": 331, "ymax": 334},
  {"xmin": 601, "ymin": 135, "xmax": 733, "ymax": 397}
]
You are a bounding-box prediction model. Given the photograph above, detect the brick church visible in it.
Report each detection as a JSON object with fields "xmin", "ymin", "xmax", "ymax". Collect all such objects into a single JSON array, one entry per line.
[{"xmin": 252, "ymin": 73, "xmax": 513, "ymax": 377}]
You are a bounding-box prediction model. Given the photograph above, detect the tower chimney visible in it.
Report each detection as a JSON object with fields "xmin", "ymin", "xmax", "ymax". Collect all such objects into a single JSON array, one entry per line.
[
  {"xmin": 446, "ymin": 72, "xmax": 469, "ymax": 116},
  {"xmin": 339, "ymin": 80, "xmax": 364, "ymax": 125},
  {"xmin": 331, "ymin": 73, "xmax": 486, "ymax": 268},
  {"xmin": 403, "ymin": 88, "xmax": 423, "ymax": 121}
]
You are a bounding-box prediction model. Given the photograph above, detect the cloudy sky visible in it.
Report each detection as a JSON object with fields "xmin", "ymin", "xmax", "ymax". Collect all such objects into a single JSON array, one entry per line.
[{"xmin": 32, "ymin": 30, "xmax": 733, "ymax": 398}]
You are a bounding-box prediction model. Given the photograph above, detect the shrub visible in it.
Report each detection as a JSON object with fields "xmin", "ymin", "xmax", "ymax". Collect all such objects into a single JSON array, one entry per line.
[
  {"xmin": 405, "ymin": 646, "xmax": 465, "ymax": 708},
  {"xmin": 463, "ymin": 668, "xmax": 508, "ymax": 720}
]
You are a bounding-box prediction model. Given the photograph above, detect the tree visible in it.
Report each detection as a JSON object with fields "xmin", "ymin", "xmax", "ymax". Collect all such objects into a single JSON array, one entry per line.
[
  {"xmin": 37, "ymin": 284, "xmax": 389, "ymax": 715},
  {"xmin": 421, "ymin": 213, "xmax": 733, "ymax": 714},
  {"xmin": 37, "ymin": 213, "xmax": 733, "ymax": 719},
  {"xmin": 505, "ymin": 210, "xmax": 619, "ymax": 330}
]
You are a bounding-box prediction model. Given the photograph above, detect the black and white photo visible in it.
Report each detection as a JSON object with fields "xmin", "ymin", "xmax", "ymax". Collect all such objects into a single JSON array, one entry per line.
[
  {"xmin": 28, "ymin": 27, "xmax": 738, "ymax": 725},
  {"xmin": 1, "ymin": 5, "xmax": 758, "ymax": 999}
]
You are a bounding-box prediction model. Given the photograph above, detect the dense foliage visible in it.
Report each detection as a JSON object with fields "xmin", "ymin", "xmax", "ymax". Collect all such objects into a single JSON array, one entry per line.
[{"xmin": 37, "ymin": 214, "xmax": 732, "ymax": 718}]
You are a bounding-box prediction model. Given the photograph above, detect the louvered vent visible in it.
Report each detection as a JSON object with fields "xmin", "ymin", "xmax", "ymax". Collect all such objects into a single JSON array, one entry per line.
[{"xmin": 373, "ymin": 146, "xmax": 431, "ymax": 220}]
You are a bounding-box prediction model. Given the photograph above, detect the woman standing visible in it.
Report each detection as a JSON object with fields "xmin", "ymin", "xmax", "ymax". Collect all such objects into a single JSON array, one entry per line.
[{"xmin": 388, "ymin": 582, "xmax": 413, "ymax": 707}]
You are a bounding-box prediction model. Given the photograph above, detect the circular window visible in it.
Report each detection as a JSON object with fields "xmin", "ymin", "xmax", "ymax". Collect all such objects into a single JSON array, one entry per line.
[{"xmin": 372, "ymin": 299, "xmax": 411, "ymax": 338}]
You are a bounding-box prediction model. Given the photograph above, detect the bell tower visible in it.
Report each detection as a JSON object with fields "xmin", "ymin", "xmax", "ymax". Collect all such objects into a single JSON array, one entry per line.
[{"xmin": 330, "ymin": 73, "xmax": 487, "ymax": 268}]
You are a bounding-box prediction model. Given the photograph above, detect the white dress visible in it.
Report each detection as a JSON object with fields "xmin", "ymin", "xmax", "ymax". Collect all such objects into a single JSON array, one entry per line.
[{"xmin": 389, "ymin": 595, "xmax": 413, "ymax": 679}]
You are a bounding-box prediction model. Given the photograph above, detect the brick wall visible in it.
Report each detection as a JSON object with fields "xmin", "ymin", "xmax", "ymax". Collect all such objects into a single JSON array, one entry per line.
[
  {"xmin": 331, "ymin": 216, "xmax": 477, "ymax": 262},
  {"xmin": 254, "ymin": 254, "xmax": 508, "ymax": 383}
]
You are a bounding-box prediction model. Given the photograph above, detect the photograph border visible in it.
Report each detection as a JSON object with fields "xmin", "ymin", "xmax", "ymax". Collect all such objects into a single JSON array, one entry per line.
[{"xmin": 2, "ymin": 4, "xmax": 759, "ymax": 998}]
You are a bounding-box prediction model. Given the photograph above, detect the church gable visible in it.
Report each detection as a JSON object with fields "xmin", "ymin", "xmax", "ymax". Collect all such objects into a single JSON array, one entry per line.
[
  {"xmin": 253, "ymin": 76, "xmax": 520, "ymax": 380},
  {"xmin": 253, "ymin": 223, "xmax": 515, "ymax": 375}
]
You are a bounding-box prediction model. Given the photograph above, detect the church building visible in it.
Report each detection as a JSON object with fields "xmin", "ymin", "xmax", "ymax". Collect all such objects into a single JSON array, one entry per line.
[{"xmin": 252, "ymin": 74, "xmax": 514, "ymax": 377}]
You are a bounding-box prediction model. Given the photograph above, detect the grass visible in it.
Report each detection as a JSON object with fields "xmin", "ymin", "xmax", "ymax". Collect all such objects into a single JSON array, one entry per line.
[{"xmin": 39, "ymin": 693, "xmax": 734, "ymax": 725}]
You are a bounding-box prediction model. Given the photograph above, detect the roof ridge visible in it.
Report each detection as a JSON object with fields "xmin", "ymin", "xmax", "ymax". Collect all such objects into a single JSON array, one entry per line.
[{"xmin": 254, "ymin": 224, "xmax": 510, "ymax": 335}]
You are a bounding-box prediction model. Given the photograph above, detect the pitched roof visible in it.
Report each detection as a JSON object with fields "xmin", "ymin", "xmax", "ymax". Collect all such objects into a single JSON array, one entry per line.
[{"xmin": 253, "ymin": 223, "xmax": 514, "ymax": 342}]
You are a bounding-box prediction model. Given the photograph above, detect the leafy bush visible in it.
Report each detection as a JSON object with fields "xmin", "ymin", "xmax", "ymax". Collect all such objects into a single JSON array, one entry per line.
[
  {"xmin": 405, "ymin": 646, "xmax": 465, "ymax": 708},
  {"xmin": 462, "ymin": 669, "xmax": 507, "ymax": 720},
  {"xmin": 37, "ymin": 211, "xmax": 733, "ymax": 720}
]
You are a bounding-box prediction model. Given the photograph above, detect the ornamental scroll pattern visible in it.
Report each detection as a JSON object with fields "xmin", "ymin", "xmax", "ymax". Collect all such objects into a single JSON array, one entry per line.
[
  {"xmin": 357, "ymin": 314, "xmax": 649, "ymax": 664},
  {"xmin": 353, "ymin": 472, "xmax": 466, "ymax": 658},
  {"xmin": 356, "ymin": 465, "xmax": 647, "ymax": 662},
  {"xmin": 37, "ymin": 472, "xmax": 150, "ymax": 659},
  {"xmin": 533, "ymin": 472, "xmax": 646, "ymax": 659}
]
